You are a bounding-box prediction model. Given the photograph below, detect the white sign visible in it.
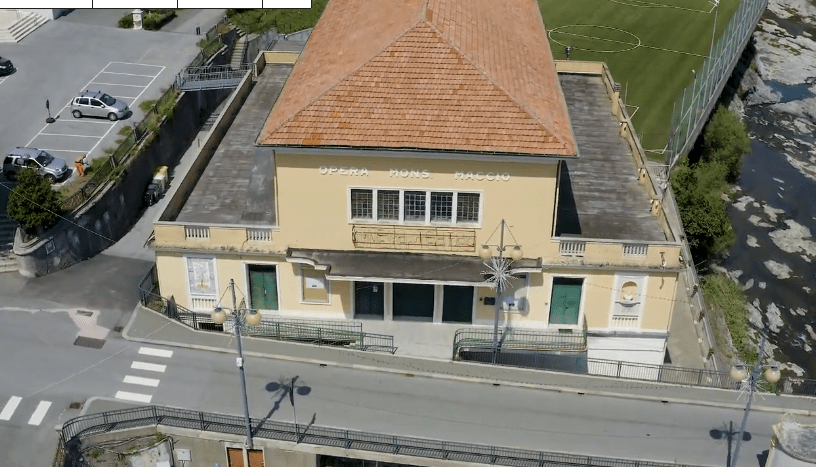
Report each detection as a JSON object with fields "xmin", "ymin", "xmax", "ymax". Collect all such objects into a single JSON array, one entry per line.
[
  {"xmin": 455, "ymin": 171, "xmax": 511, "ymax": 181},
  {"xmin": 390, "ymin": 168, "xmax": 430, "ymax": 179},
  {"xmin": 319, "ymin": 166, "xmax": 369, "ymax": 176}
]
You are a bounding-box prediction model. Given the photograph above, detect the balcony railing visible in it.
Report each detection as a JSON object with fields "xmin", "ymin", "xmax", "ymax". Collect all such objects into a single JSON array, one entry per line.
[
  {"xmin": 184, "ymin": 226, "xmax": 210, "ymax": 239},
  {"xmin": 247, "ymin": 228, "xmax": 272, "ymax": 242},
  {"xmin": 559, "ymin": 240, "xmax": 586, "ymax": 256},
  {"xmin": 352, "ymin": 225, "xmax": 476, "ymax": 252},
  {"xmin": 452, "ymin": 325, "xmax": 587, "ymax": 359}
]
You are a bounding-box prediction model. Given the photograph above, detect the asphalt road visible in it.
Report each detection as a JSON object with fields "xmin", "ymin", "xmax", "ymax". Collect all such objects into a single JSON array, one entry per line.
[{"xmin": 0, "ymin": 299, "xmax": 800, "ymax": 467}]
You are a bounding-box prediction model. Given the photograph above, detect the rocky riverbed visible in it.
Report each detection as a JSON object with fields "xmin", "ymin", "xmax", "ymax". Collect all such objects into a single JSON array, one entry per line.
[{"xmin": 719, "ymin": 0, "xmax": 816, "ymax": 377}]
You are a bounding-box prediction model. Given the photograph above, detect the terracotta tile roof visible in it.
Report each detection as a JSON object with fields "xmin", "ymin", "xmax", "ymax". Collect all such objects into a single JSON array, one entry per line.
[{"xmin": 258, "ymin": 0, "xmax": 576, "ymax": 157}]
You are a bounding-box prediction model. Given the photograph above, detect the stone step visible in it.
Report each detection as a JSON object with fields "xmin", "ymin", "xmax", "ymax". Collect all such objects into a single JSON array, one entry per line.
[
  {"xmin": 0, "ymin": 251, "xmax": 18, "ymax": 273},
  {"xmin": 4, "ymin": 12, "xmax": 48, "ymax": 43}
]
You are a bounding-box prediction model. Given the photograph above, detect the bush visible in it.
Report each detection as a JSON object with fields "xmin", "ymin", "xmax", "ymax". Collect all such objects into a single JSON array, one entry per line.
[
  {"xmin": 227, "ymin": 3, "xmax": 330, "ymax": 34},
  {"xmin": 139, "ymin": 99, "xmax": 157, "ymax": 113},
  {"xmin": 703, "ymin": 106, "xmax": 751, "ymax": 183},
  {"xmin": 142, "ymin": 9, "xmax": 176, "ymax": 31},
  {"xmin": 701, "ymin": 272, "xmax": 756, "ymax": 362},
  {"xmin": 7, "ymin": 170, "xmax": 61, "ymax": 232},
  {"xmin": 118, "ymin": 13, "xmax": 134, "ymax": 29}
]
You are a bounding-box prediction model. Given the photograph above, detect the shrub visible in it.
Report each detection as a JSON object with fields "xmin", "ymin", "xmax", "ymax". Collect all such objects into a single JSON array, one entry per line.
[
  {"xmin": 227, "ymin": 3, "xmax": 329, "ymax": 34},
  {"xmin": 701, "ymin": 272, "xmax": 756, "ymax": 362},
  {"xmin": 7, "ymin": 170, "xmax": 61, "ymax": 232},
  {"xmin": 142, "ymin": 9, "xmax": 176, "ymax": 31},
  {"xmin": 139, "ymin": 99, "xmax": 157, "ymax": 113},
  {"xmin": 118, "ymin": 13, "xmax": 133, "ymax": 29},
  {"xmin": 703, "ymin": 106, "xmax": 751, "ymax": 183}
]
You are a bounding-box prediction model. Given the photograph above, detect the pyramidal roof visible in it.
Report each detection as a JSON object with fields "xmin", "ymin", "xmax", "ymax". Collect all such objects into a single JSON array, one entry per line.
[{"xmin": 258, "ymin": 0, "xmax": 577, "ymax": 157}]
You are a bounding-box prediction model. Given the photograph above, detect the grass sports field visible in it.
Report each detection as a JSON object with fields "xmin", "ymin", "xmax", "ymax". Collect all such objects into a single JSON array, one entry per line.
[{"xmin": 538, "ymin": 0, "xmax": 741, "ymax": 156}]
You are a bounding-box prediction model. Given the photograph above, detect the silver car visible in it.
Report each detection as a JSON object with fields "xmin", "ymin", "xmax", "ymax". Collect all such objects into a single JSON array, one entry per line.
[
  {"xmin": 2, "ymin": 148, "xmax": 68, "ymax": 183},
  {"xmin": 70, "ymin": 90, "xmax": 129, "ymax": 121}
]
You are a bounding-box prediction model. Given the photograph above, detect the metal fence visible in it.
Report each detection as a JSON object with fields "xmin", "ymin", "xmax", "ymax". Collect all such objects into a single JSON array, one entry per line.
[
  {"xmin": 177, "ymin": 63, "xmax": 253, "ymax": 91},
  {"xmin": 666, "ymin": 0, "xmax": 768, "ymax": 166},
  {"xmin": 137, "ymin": 266, "xmax": 396, "ymax": 353},
  {"xmin": 453, "ymin": 326, "xmax": 587, "ymax": 359},
  {"xmin": 61, "ymin": 405, "xmax": 704, "ymax": 467}
]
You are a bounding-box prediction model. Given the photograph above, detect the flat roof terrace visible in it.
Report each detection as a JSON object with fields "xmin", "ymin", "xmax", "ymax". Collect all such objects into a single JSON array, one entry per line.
[
  {"xmin": 175, "ymin": 58, "xmax": 299, "ymax": 226},
  {"xmin": 555, "ymin": 73, "xmax": 666, "ymax": 242}
]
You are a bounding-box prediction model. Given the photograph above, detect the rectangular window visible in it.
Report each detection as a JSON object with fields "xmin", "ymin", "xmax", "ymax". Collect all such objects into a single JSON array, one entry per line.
[
  {"xmin": 350, "ymin": 189, "xmax": 373, "ymax": 220},
  {"xmin": 456, "ymin": 192, "xmax": 480, "ymax": 223},
  {"xmin": 350, "ymin": 189, "xmax": 480, "ymax": 226},
  {"xmin": 377, "ymin": 190, "xmax": 399, "ymax": 220},
  {"xmin": 403, "ymin": 191, "xmax": 426, "ymax": 221},
  {"xmin": 430, "ymin": 192, "xmax": 453, "ymax": 222}
]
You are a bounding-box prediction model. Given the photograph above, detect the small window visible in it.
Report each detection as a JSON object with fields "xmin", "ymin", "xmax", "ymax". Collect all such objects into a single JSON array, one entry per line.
[
  {"xmin": 2, "ymin": 157, "xmax": 12, "ymax": 165},
  {"xmin": 79, "ymin": 98, "xmax": 89, "ymax": 105},
  {"xmin": 377, "ymin": 190, "xmax": 399, "ymax": 220},
  {"xmin": 457, "ymin": 192, "xmax": 480, "ymax": 223},
  {"xmin": 350, "ymin": 189, "xmax": 373, "ymax": 219},
  {"xmin": 91, "ymin": 99, "xmax": 103, "ymax": 107},
  {"xmin": 403, "ymin": 191, "xmax": 426, "ymax": 221},
  {"xmin": 430, "ymin": 192, "xmax": 453, "ymax": 222}
]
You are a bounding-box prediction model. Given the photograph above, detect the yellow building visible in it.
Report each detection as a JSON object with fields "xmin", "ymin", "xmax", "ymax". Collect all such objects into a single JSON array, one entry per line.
[{"xmin": 151, "ymin": 0, "xmax": 685, "ymax": 364}]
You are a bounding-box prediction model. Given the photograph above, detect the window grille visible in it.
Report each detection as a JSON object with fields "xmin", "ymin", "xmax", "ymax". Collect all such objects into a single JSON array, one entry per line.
[
  {"xmin": 456, "ymin": 192, "xmax": 480, "ymax": 223},
  {"xmin": 403, "ymin": 191, "xmax": 426, "ymax": 221},
  {"xmin": 350, "ymin": 189, "xmax": 373, "ymax": 219},
  {"xmin": 377, "ymin": 190, "xmax": 399, "ymax": 220},
  {"xmin": 430, "ymin": 192, "xmax": 453, "ymax": 222}
]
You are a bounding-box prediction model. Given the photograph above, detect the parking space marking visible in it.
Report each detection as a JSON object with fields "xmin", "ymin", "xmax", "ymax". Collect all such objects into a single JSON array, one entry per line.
[
  {"xmin": 99, "ymin": 71, "xmax": 156, "ymax": 77},
  {"xmin": 109, "ymin": 61, "xmax": 164, "ymax": 67},
  {"xmin": 38, "ymin": 148, "xmax": 87, "ymax": 153},
  {"xmin": 88, "ymin": 82, "xmax": 148, "ymax": 87},
  {"xmin": 0, "ymin": 77, "xmax": 7, "ymax": 85},
  {"xmin": 39, "ymin": 133, "xmax": 105, "ymax": 138}
]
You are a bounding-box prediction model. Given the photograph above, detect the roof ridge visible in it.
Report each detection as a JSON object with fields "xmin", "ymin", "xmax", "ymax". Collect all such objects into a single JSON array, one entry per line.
[
  {"xmin": 263, "ymin": 11, "xmax": 427, "ymax": 139},
  {"xmin": 423, "ymin": 11, "xmax": 567, "ymax": 150}
]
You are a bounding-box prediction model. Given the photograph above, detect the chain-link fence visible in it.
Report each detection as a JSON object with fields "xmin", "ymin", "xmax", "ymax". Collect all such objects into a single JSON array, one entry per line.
[{"xmin": 666, "ymin": 0, "xmax": 768, "ymax": 166}]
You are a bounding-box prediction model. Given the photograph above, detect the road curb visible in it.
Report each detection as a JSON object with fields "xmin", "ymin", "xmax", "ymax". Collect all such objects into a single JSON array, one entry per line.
[{"xmin": 121, "ymin": 307, "xmax": 816, "ymax": 416}]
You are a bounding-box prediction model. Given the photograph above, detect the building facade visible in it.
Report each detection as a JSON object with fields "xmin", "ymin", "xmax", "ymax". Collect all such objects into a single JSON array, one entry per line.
[{"xmin": 151, "ymin": 0, "xmax": 685, "ymax": 363}]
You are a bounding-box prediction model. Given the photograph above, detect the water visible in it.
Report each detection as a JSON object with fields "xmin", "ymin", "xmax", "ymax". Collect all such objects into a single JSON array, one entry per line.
[
  {"xmin": 765, "ymin": 80, "xmax": 814, "ymax": 103},
  {"xmin": 720, "ymin": 102, "xmax": 816, "ymax": 377}
]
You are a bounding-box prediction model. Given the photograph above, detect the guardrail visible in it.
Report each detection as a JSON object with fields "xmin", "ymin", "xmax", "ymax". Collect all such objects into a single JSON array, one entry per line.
[
  {"xmin": 137, "ymin": 266, "xmax": 396, "ymax": 353},
  {"xmin": 61, "ymin": 405, "xmax": 705, "ymax": 467},
  {"xmin": 453, "ymin": 326, "xmax": 587, "ymax": 359}
]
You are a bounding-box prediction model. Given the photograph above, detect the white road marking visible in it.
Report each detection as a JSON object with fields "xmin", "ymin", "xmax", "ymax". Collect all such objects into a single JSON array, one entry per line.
[
  {"xmin": 138, "ymin": 347, "xmax": 174, "ymax": 358},
  {"xmin": 0, "ymin": 396, "xmax": 21, "ymax": 420},
  {"xmin": 131, "ymin": 361, "xmax": 167, "ymax": 373},
  {"xmin": 89, "ymin": 82, "xmax": 147, "ymax": 87},
  {"xmin": 123, "ymin": 375, "xmax": 161, "ymax": 387},
  {"xmin": 27, "ymin": 401, "xmax": 52, "ymax": 426},
  {"xmin": 112, "ymin": 95, "xmax": 138, "ymax": 99},
  {"xmin": 37, "ymin": 148, "xmax": 88, "ymax": 153},
  {"xmin": 100, "ymin": 71, "xmax": 157, "ymax": 77},
  {"xmin": 109, "ymin": 61, "xmax": 164, "ymax": 68},
  {"xmin": 39, "ymin": 133, "xmax": 104, "ymax": 138},
  {"xmin": 115, "ymin": 391, "xmax": 153, "ymax": 403},
  {"xmin": 60, "ymin": 119, "xmax": 117, "ymax": 125}
]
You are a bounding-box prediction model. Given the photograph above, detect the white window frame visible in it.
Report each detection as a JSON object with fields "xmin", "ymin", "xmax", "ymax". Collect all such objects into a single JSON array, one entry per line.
[
  {"xmin": 348, "ymin": 186, "xmax": 483, "ymax": 227},
  {"xmin": 298, "ymin": 264, "xmax": 331, "ymax": 305},
  {"xmin": 184, "ymin": 255, "xmax": 219, "ymax": 311}
]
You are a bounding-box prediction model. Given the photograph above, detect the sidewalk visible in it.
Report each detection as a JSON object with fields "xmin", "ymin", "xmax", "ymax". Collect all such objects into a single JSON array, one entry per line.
[{"xmin": 123, "ymin": 305, "xmax": 816, "ymax": 415}]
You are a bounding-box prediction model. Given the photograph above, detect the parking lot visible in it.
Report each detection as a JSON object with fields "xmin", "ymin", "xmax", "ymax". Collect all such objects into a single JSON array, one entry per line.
[
  {"xmin": 25, "ymin": 61, "xmax": 165, "ymax": 182},
  {"xmin": 0, "ymin": 13, "xmax": 202, "ymax": 184}
]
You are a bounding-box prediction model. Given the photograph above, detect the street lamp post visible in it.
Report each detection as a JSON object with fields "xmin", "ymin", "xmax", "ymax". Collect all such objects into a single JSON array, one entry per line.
[
  {"xmin": 728, "ymin": 333, "xmax": 781, "ymax": 467},
  {"xmin": 211, "ymin": 279, "xmax": 263, "ymax": 451},
  {"xmin": 479, "ymin": 219, "xmax": 523, "ymax": 364}
]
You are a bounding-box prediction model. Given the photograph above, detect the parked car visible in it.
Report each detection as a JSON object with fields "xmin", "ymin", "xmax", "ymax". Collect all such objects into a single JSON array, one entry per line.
[
  {"xmin": 2, "ymin": 148, "xmax": 68, "ymax": 183},
  {"xmin": 70, "ymin": 90, "xmax": 129, "ymax": 121},
  {"xmin": 0, "ymin": 56, "xmax": 14, "ymax": 76}
]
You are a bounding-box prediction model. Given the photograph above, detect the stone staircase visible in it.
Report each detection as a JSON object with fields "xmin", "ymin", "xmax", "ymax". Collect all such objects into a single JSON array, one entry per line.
[
  {"xmin": 0, "ymin": 10, "xmax": 49, "ymax": 43},
  {"xmin": 0, "ymin": 210, "xmax": 18, "ymax": 273},
  {"xmin": 230, "ymin": 31, "xmax": 247, "ymax": 70}
]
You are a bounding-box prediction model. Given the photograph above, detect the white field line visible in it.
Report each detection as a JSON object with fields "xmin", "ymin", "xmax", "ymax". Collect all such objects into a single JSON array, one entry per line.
[
  {"xmin": 138, "ymin": 347, "xmax": 174, "ymax": 358},
  {"xmin": 0, "ymin": 396, "xmax": 21, "ymax": 420},
  {"xmin": 82, "ymin": 65, "xmax": 164, "ymax": 158},
  {"xmin": 123, "ymin": 375, "xmax": 161, "ymax": 387},
  {"xmin": 27, "ymin": 401, "xmax": 52, "ymax": 425},
  {"xmin": 115, "ymin": 391, "xmax": 153, "ymax": 403},
  {"xmin": 88, "ymin": 82, "xmax": 148, "ymax": 88},
  {"xmin": 131, "ymin": 361, "xmax": 166, "ymax": 373}
]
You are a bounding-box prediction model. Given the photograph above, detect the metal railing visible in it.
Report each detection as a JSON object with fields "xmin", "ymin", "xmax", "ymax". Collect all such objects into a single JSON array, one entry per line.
[
  {"xmin": 61, "ymin": 405, "xmax": 704, "ymax": 467},
  {"xmin": 666, "ymin": 0, "xmax": 768, "ymax": 166},
  {"xmin": 177, "ymin": 63, "xmax": 254, "ymax": 91},
  {"xmin": 453, "ymin": 326, "xmax": 587, "ymax": 359},
  {"xmin": 137, "ymin": 267, "xmax": 396, "ymax": 353}
]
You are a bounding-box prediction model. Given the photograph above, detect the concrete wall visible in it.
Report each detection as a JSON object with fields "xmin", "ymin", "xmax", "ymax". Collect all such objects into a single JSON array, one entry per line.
[{"xmin": 13, "ymin": 87, "xmax": 231, "ymax": 277}]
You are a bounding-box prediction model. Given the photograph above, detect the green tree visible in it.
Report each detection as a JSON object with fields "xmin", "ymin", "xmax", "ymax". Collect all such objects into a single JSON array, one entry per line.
[
  {"xmin": 6, "ymin": 170, "xmax": 60, "ymax": 233},
  {"xmin": 671, "ymin": 157, "xmax": 734, "ymax": 259},
  {"xmin": 703, "ymin": 106, "xmax": 751, "ymax": 182}
]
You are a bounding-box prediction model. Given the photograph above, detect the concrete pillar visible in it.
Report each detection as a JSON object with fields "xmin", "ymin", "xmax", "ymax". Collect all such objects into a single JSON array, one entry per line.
[{"xmin": 132, "ymin": 9, "xmax": 143, "ymax": 30}]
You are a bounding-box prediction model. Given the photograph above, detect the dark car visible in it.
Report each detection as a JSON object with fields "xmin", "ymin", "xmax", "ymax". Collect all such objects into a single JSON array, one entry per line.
[{"xmin": 0, "ymin": 56, "xmax": 14, "ymax": 76}]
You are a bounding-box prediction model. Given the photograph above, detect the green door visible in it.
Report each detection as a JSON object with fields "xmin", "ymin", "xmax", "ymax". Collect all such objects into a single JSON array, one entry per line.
[
  {"xmin": 249, "ymin": 265, "xmax": 278, "ymax": 310},
  {"xmin": 549, "ymin": 278, "xmax": 583, "ymax": 325}
]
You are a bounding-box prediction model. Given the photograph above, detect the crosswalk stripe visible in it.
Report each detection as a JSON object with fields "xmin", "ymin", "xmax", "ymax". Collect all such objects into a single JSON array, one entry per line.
[
  {"xmin": 0, "ymin": 396, "xmax": 21, "ymax": 421},
  {"xmin": 131, "ymin": 361, "xmax": 166, "ymax": 373},
  {"xmin": 138, "ymin": 347, "xmax": 173, "ymax": 358},
  {"xmin": 27, "ymin": 401, "xmax": 52, "ymax": 426},
  {"xmin": 115, "ymin": 391, "xmax": 153, "ymax": 403},
  {"xmin": 123, "ymin": 375, "xmax": 161, "ymax": 387}
]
